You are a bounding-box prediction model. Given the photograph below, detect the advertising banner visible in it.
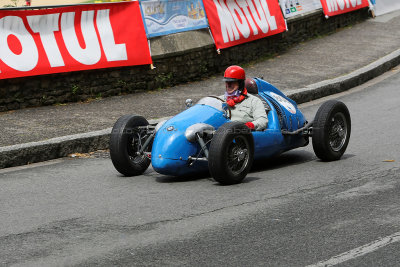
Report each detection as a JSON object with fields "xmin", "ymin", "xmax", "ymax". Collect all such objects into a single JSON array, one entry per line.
[
  {"xmin": 140, "ymin": 0, "xmax": 208, "ymax": 38},
  {"xmin": 0, "ymin": 2, "xmax": 152, "ymax": 80},
  {"xmin": 320, "ymin": 0, "xmax": 369, "ymax": 17},
  {"xmin": 279, "ymin": 0, "xmax": 322, "ymax": 18},
  {"xmin": 203, "ymin": 0, "xmax": 286, "ymax": 50}
]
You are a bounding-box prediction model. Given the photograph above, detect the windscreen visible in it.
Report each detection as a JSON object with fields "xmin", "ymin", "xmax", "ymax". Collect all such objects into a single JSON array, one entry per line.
[{"xmin": 196, "ymin": 97, "xmax": 225, "ymax": 112}]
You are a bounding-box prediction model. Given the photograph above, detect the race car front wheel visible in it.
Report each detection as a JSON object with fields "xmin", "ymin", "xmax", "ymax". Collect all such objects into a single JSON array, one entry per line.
[
  {"xmin": 110, "ymin": 114, "xmax": 151, "ymax": 176},
  {"xmin": 312, "ymin": 100, "xmax": 351, "ymax": 161},
  {"xmin": 208, "ymin": 122, "xmax": 254, "ymax": 185}
]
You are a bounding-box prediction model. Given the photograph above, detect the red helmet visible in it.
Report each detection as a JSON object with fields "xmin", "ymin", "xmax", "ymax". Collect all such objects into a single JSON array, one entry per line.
[{"xmin": 223, "ymin": 65, "xmax": 245, "ymax": 82}]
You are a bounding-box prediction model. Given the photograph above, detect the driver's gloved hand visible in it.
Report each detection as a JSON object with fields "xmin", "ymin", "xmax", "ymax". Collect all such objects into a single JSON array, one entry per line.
[
  {"xmin": 226, "ymin": 99, "xmax": 236, "ymax": 107},
  {"xmin": 245, "ymin": 122, "xmax": 255, "ymax": 130}
]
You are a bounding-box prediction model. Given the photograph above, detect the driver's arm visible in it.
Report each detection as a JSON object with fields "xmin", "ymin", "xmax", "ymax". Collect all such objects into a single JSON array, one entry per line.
[{"xmin": 251, "ymin": 97, "xmax": 268, "ymax": 131}]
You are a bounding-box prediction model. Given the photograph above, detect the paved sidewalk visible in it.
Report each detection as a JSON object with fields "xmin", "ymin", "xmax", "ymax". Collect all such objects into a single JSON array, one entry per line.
[{"xmin": 1, "ymin": 10, "xmax": 400, "ymax": 167}]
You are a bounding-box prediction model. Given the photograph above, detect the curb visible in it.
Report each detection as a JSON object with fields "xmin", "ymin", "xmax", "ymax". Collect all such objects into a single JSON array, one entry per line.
[
  {"xmin": 0, "ymin": 128, "xmax": 111, "ymax": 169},
  {"xmin": 1, "ymin": 49, "xmax": 400, "ymax": 169},
  {"xmin": 0, "ymin": 119, "xmax": 165, "ymax": 169},
  {"xmin": 286, "ymin": 48, "xmax": 400, "ymax": 104}
]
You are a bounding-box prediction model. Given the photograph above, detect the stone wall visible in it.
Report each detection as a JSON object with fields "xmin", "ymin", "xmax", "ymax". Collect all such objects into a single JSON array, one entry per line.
[{"xmin": 0, "ymin": 8, "xmax": 370, "ymax": 112}]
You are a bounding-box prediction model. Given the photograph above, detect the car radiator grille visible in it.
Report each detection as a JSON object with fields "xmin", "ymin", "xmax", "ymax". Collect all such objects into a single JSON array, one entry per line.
[{"xmin": 269, "ymin": 99, "xmax": 287, "ymax": 129}]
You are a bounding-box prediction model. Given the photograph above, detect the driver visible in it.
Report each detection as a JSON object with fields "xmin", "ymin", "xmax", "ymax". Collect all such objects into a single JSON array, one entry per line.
[{"xmin": 221, "ymin": 65, "xmax": 268, "ymax": 131}]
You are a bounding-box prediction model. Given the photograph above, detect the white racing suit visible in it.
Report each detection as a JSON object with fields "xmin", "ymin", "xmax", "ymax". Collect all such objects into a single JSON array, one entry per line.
[{"xmin": 221, "ymin": 93, "xmax": 268, "ymax": 131}]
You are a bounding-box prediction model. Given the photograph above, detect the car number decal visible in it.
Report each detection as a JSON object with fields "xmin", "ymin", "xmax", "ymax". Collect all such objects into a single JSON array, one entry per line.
[{"xmin": 270, "ymin": 92, "xmax": 297, "ymax": 114}]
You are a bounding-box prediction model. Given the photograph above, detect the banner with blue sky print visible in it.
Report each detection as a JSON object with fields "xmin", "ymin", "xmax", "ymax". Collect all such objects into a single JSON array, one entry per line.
[{"xmin": 140, "ymin": 0, "xmax": 208, "ymax": 38}]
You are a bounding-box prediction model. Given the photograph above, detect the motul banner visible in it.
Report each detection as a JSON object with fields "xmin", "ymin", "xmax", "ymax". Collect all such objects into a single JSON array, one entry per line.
[
  {"xmin": 203, "ymin": 0, "xmax": 286, "ymax": 50},
  {"xmin": 320, "ymin": 0, "xmax": 369, "ymax": 17},
  {"xmin": 0, "ymin": 2, "xmax": 152, "ymax": 79}
]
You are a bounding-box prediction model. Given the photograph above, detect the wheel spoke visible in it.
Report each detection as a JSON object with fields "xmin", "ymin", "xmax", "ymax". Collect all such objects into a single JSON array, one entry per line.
[
  {"xmin": 226, "ymin": 136, "xmax": 250, "ymax": 174},
  {"xmin": 328, "ymin": 113, "xmax": 347, "ymax": 152},
  {"xmin": 126, "ymin": 129, "xmax": 151, "ymax": 162}
]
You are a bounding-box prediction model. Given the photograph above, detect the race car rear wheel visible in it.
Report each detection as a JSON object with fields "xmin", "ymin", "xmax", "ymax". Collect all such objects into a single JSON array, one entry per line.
[
  {"xmin": 312, "ymin": 100, "xmax": 351, "ymax": 161},
  {"xmin": 208, "ymin": 122, "xmax": 254, "ymax": 185},
  {"xmin": 110, "ymin": 114, "xmax": 151, "ymax": 176}
]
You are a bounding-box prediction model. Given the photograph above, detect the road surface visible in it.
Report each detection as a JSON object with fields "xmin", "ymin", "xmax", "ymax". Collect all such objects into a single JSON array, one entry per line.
[{"xmin": 1, "ymin": 68, "xmax": 399, "ymax": 266}]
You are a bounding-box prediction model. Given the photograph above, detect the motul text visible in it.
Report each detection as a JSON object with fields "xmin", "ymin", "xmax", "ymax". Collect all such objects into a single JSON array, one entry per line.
[
  {"xmin": 204, "ymin": 0, "xmax": 286, "ymax": 49},
  {"xmin": 325, "ymin": 0, "xmax": 363, "ymax": 12},
  {"xmin": 0, "ymin": 2, "xmax": 151, "ymax": 79},
  {"xmin": 213, "ymin": 0, "xmax": 278, "ymax": 43},
  {"xmin": 0, "ymin": 10, "xmax": 126, "ymax": 73}
]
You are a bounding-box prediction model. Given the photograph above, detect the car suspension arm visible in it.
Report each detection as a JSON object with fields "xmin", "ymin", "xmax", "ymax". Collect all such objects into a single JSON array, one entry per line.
[
  {"xmin": 281, "ymin": 121, "xmax": 313, "ymax": 136},
  {"xmin": 196, "ymin": 133, "xmax": 209, "ymax": 158},
  {"xmin": 188, "ymin": 134, "xmax": 211, "ymax": 166},
  {"xmin": 139, "ymin": 132, "xmax": 155, "ymax": 154}
]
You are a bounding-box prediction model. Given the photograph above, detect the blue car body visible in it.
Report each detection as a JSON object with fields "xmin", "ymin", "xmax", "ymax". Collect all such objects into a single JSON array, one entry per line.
[{"xmin": 151, "ymin": 78, "xmax": 308, "ymax": 176}]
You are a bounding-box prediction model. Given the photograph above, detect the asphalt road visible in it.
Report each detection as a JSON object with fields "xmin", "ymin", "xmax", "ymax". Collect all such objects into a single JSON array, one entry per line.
[{"xmin": 1, "ymin": 69, "xmax": 400, "ymax": 266}]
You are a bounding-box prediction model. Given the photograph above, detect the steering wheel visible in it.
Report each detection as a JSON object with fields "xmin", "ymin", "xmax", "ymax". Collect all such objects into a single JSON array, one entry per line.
[{"xmin": 207, "ymin": 95, "xmax": 231, "ymax": 120}]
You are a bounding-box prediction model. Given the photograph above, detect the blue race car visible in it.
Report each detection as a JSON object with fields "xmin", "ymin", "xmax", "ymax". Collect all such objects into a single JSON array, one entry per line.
[{"xmin": 110, "ymin": 78, "xmax": 351, "ymax": 185}]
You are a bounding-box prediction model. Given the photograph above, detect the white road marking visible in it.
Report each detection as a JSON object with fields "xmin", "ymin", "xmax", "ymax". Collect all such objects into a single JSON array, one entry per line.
[{"xmin": 307, "ymin": 232, "xmax": 400, "ymax": 267}]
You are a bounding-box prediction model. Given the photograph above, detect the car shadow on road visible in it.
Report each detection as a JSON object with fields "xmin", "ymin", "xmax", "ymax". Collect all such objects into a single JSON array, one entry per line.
[
  {"xmin": 155, "ymin": 172, "xmax": 262, "ymax": 185},
  {"xmin": 155, "ymin": 171, "xmax": 213, "ymax": 183},
  {"xmin": 154, "ymin": 151, "xmax": 355, "ymax": 184},
  {"xmin": 250, "ymin": 150, "xmax": 316, "ymax": 173},
  {"xmin": 312, "ymin": 153, "xmax": 356, "ymax": 162},
  {"xmin": 251, "ymin": 150, "xmax": 356, "ymax": 173},
  {"xmin": 341, "ymin": 153, "xmax": 356, "ymax": 160}
]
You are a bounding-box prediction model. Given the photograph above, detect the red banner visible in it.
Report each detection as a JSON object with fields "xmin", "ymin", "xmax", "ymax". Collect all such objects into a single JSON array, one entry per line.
[
  {"xmin": 203, "ymin": 0, "xmax": 286, "ymax": 50},
  {"xmin": 320, "ymin": 0, "xmax": 369, "ymax": 17},
  {"xmin": 0, "ymin": 2, "xmax": 152, "ymax": 79}
]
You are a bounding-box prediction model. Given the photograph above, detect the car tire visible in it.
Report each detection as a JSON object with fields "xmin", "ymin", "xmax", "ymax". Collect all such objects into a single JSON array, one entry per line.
[
  {"xmin": 312, "ymin": 100, "xmax": 351, "ymax": 161},
  {"xmin": 110, "ymin": 114, "xmax": 151, "ymax": 176},
  {"xmin": 208, "ymin": 122, "xmax": 254, "ymax": 185}
]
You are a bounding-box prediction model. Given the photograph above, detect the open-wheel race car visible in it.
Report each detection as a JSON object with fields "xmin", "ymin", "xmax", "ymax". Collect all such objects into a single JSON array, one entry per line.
[{"xmin": 110, "ymin": 78, "xmax": 351, "ymax": 185}]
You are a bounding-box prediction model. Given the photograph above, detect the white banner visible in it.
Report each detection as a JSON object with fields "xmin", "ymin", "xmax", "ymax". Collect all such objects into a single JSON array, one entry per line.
[
  {"xmin": 279, "ymin": 0, "xmax": 322, "ymax": 18},
  {"xmin": 374, "ymin": 0, "xmax": 400, "ymax": 16}
]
